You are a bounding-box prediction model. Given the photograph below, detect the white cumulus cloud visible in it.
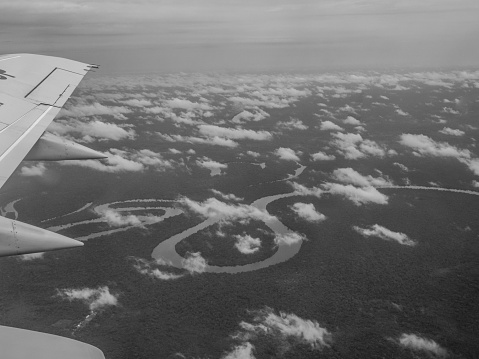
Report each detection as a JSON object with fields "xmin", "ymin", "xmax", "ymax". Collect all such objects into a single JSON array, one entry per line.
[
  {"xmin": 397, "ymin": 333, "xmax": 447, "ymax": 358},
  {"xmin": 182, "ymin": 252, "xmax": 207, "ymax": 274},
  {"xmin": 332, "ymin": 168, "xmax": 393, "ymax": 187},
  {"xmin": 274, "ymin": 232, "xmax": 305, "ymax": 245},
  {"xmin": 311, "ymin": 151, "xmax": 336, "ymax": 161},
  {"xmin": 58, "ymin": 286, "xmax": 119, "ymax": 311},
  {"xmin": 322, "ymin": 183, "xmax": 388, "ymax": 205},
  {"xmin": 18, "ymin": 252, "xmax": 45, "ymax": 261},
  {"xmin": 331, "ymin": 132, "xmax": 386, "ymax": 159},
  {"xmin": 211, "ymin": 189, "xmax": 243, "ymax": 202},
  {"xmin": 59, "ymin": 148, "xmax": 174, "ymax": 173},
  {"xmin": 320, "ymin": 121, "xmax": 344, "ymax": 131},
  {"xmin": 132, "ymin": 257, "xmax": 184, "ymax": 280},
  {"xmin": 234, "ymin": 235, "xmax": 261, "ymax": 254},
  {"xmin": 234, "ymin": 307, "xmax": 332, "ymax": 352},
  {"xmin": 274, "ymin": 147, "xmax": 301, "ymax": 161},
  {"xmin": 290, "ymin": 203, "xmax": 326, "ymax": 222},
  {"xmin": 197, "ymin": 158, "xmax": 228, "ymax": 176},
  {"xmin": 20, "ymin": 163, "xmax": 46, "ymax": 177},
  {"xmin": 343, "ymin": 116, "xmax": 362, "ymax": 125},
  {"xmin": 59, "ymin": 102, "xmax": 132, "ymax": 120},
  {"xmin": 180, "ymin": 197, "xmax": 275, "ymax": 224},
  {"xmin": 158, "ymin": 133, "xmax": 239, "ymax": 148},
  {"xmin": 98, "ymin": 209, "xmax": 143, "ymax": 227},
  {"xmin": 290, "ymin": 182, "xmax": 323, "ymax": 198},
  {"xmin": 49, "ymin": 119, "xmax": 136, "ymax": 143},
  {"xmin": 399, "ymin": 133, "xmax": 470, "ymax": 159},
  {"xmin": 199, "ymin": 125, "xmax": 272, "ymax": 141},
  {"xmin": 354, "ymin": 224, "xmax": 416, "ymax": 246},
  {"xmin": 166, "ymin": 98, "xmax": 213, "ymax": 111},
  {"xmin": 439, "ymin": 127, "xmax": 465, "ymax": 136},
  {"xmin": 222, "ymin": 342, "xmax": 256, "ymax": 359}
]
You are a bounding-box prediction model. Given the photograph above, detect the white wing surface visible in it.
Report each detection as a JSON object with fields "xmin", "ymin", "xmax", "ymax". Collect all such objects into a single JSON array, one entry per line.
[
  {"xmin": 0, "ymin": 53, "xmax": 98, "ymax": 188},
  {"xmin": 0, "ymin": 54, "xmax": 106, "ymax": 358},
  {"xmin": 0, "ymin": 54, "xmax": 105, "ymax": 257}
]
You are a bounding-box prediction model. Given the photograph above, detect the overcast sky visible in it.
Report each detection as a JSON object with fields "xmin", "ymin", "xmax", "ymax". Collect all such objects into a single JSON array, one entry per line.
[{"xmin": 1, "ymin": 0, "xmax": 478, "ymax": 73}]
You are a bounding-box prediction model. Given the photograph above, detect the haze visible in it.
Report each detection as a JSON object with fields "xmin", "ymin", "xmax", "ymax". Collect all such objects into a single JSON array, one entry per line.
[{"xmin": 1, "ymin": 1, "xmax": 478, "ymax": 73}]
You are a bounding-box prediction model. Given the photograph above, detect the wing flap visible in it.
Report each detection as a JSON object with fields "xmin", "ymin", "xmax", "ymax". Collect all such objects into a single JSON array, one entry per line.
[
  {"xmin": 25, "ymin": 67, "xmax": 85, "ymax": 107},
  {"xmin": 0, "ymin": 54, "xmax": 89, "ymax": 100},
  {"xmin": 0, "ymin": 92, "xmax": 38, "ymax": 128}
]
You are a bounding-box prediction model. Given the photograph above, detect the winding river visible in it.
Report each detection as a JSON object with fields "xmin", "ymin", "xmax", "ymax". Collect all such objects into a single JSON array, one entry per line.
[
  {"xmin": 152, "ymin": 192, "xmax": 302, "ymax": 273},
  {"xmin": 151, "ymin": 184, "xmax": 479, "ymax": 274},
  {"xmin": 7, "ymin": 164, "xmax": 477, "ymax": 275}
]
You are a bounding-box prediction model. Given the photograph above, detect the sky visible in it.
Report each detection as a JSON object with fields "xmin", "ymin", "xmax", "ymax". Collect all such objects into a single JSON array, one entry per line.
[{"xmin": 1, "ymin": 0, "xmax": 479, "ymax": 74}]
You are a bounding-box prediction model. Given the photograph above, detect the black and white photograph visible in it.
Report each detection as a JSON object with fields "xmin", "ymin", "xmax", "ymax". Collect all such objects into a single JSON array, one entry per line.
[{"xmin": 0, "ymin": 1, "xmax": 478, "ymax": 358}]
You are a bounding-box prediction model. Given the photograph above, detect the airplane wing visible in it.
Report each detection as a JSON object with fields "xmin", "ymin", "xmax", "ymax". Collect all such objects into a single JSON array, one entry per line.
[
  {"xmin": 0, "ymin": 54, "xmax": 105, "ymax": 257},
  {"xmin": 0, "ymin": 54, "xmax": 106, "ymax": 358}
]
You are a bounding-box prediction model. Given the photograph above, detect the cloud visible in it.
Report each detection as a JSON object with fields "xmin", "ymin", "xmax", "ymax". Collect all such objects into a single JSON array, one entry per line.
[
  {"xmin": 439, "ymin": 127, "xmax": 465, "ymax": 136},
  {"xmin": 278, "ymin": 118, "xmax": 308, "ymax": 130},
  {"xmin": 59, "ymin": 102, "xmax": 132, "ymax": 120},
  {"xmin": 121, "ymin": 98, "xmax": 153, "ymax": 107},
  {"xmin": 20, "ymin": 163, "xmax": 46, "ymax": 177},
  {"xmin": 58, "ymin": 286, "xmax": 119, "ymax": 312},
  {"xmin": 354, "ymin": 224, "xmax": 416, "ymax": 246},
  {"xmin": 393, "ymin": 162, "xmax": 409, "ymax": 172},
  {"xmin": 290, "ymin": 182, "xmax": 323, "ymax": 198},
  {"xmin": 61, "ymin": 156, "xmax": 138, "ymax": 174},
  {"xmin": 198, "ymin": 125, "xmax": 272, "ymax": 141},
  {"xmin": 331, "ymin": 168, "xmax": 393, "ymax": 187},
  {"xmin": 211, "ymin": 189, "xmax": 243, "ymax": 202},
  {"xmin": 60, "ymin": 148, "xmax": 174, "ymax": 173},
  {"xmin": 231, "ymin": 110, "xmax": 269, "ymax": 123},
  {"xmin": 222, "ymin": 342, "xmax": 256, "ymax": 359},
  {"xmin": 197, "ymin": 158, "xmax": 228, "ymax": 176},
  {"xmin": 397, "ymin": 334, "xmax": 447, "ymax": 357},
  {"xmin": 158, "ymin": 133, "xmax": 239, "ymax": 148},
  {"xmin": 180, "ymin": 197, "xmax": 276, "ymax": 224},
  {"xmin": 234, "ymin": 307, "xmax": 331, "ymax": 353},
  {"xmin": 228, "ymin": 87, "xmax": 310, "ymax": 110},
  {"xmin": 290, "ymin": 203, "xmax": 326, "ymax": 222},
  {"xmin": 49, "ymin": 119, "xmax": 136, "ymax": 142},
  {"xmin": 399, "ymin": 133, "xmax": 470, "ymax": 159},
  {"xmin": 274, "ymin": 147, "xmax": 301, "ymax": 161},
  {"xmin": 320, "ymin": 121, "xmax": 344, "ymax": 131},
  {"xmin": 132, "ymin": 257, "xmax": 184, "ymax": 280},
  {"xmin": 166, "ymin": 98, "xmax": 213, "ymax": 111},
  {"xmin": 331, "ymin": 132, "xmax": 386, "ymax": 159},
  {"xmin": 97, "ymin": 208, "xmax": 143, "ymax": 227},
  {"xmin": 246, "ymin": 151, "xmax": 260, "ymax": 158},
  {"xmin": 322, "ymin": 183, "xmax": 388, "ymax": 205},
  {"xmin": 343, "ymin": 116, "xmax": 362, "ymax": 125},
  {"xmin": 311, "ymin": 151, "xmax": 336, "ymax": 161},
  {"xmin": 182, "ymin": 252, "xmax": 207, "ymax": 274},
  {"xmin": 274, "ymin": 232, "xmax": 305, "ymax": 245},
  {"xmin": 17, "ymin": 252, "xmax": 45, "ymax": 261},
  {"xmin": 442, "ymin": 107, "xmax": 460, "ymax": 115},
  {"xmin": 396, "ymin": 109, "xmax": 409, "ymax": 116},
  {"xmin": 234, "ymin": 235, "xmax": 261, "ymax": 254}
]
